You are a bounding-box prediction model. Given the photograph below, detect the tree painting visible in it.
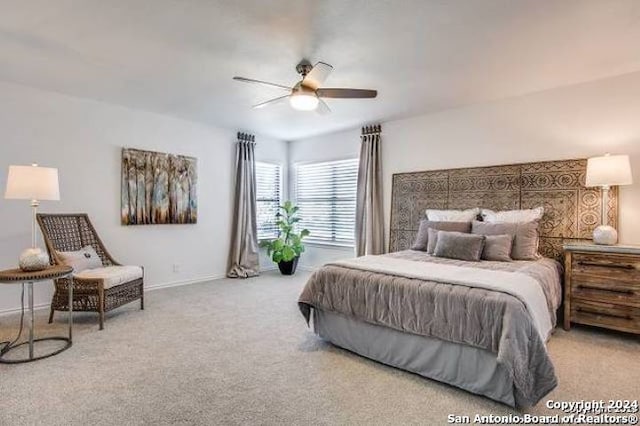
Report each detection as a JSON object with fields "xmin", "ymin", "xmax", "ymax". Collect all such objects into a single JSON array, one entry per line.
[{"xmin": 121, "ymin": 148, "xmax": 197, "ymax": 225}]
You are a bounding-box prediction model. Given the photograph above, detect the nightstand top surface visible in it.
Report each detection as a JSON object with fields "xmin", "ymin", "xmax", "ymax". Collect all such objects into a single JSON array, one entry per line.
[{"xmin": 563, "ymin": 242, "xmax": 640, "ymax": 255}]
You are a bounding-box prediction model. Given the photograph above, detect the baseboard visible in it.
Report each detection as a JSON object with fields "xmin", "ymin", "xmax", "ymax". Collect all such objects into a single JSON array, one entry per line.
[
  {"xmin": 0, "ymin": 270, "xmax": 287, "ymax": 316},
  {"xmin": 0, "ymin": 301, "xmax": 51, "ymax": 317},
  {"xmin": 0, "ymin": 274, "xmax": 224, "ymax": 317},
  {"xmin": 145, "ymin": 274, "xmax": 225, "ymax": 292}
]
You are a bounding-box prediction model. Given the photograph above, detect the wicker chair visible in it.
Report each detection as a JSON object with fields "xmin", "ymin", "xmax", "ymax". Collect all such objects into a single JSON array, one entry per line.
[{"xmin": 37, "ymin": 213, "xmax": 144, "ymax": 330}]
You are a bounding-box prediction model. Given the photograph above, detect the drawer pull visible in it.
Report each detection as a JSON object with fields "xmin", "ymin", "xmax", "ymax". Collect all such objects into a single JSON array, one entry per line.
[
  {"xmin": 576, "ymin": 284, "xmax": 634, "ymax": 295},
  {"xmin": 575, "ymin": 307, "xmax": 633, "ymax": 320},
  {"xmin": 576, "ymin": 261, "xmax": 637, "ymax": 270}
]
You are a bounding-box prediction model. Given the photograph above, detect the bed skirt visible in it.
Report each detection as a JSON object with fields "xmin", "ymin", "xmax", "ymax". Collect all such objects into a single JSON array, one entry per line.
[{"xmin": 313, "ymin": 308, "xmax": 516, "ymax": 407}]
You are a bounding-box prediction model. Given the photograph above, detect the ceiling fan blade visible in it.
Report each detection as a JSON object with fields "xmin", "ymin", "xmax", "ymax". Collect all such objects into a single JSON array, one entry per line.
[
  {"xmin": 301, "ymin": 62, "xmax": 333, "ymax": 90},
  {"xmin": 252, "ymin": 95, "xmax": 290, "ymax": 109},
  {"xmin": 233, "ymin": 76, "xmax": 292, "ymax": 91},
  {"xmin": 316, "ymin": 98, "xmax": 331, "ymax": 115},
  {"xmin": 316, "ymin": 88, "xmax": 377, "ymax": 98}
]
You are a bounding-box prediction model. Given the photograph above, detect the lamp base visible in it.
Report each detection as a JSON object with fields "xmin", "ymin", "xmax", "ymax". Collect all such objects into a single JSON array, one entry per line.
[
  {"xmin": 593, "ymin": 225, "xmax": 618, "ymax": 245},
  {"xmin": 19, "ymin": 248, "xmax": 50, "ymax": 272}
]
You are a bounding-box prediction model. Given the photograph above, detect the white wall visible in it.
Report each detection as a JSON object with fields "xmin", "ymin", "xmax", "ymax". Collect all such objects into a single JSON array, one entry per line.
[
  {"xmin": 290, "ymin": 71, "xmax": 640, "ymax": 268},
  {"xmin": 0, "ymin": 82, "xmax": 287, "ymax": 313}
]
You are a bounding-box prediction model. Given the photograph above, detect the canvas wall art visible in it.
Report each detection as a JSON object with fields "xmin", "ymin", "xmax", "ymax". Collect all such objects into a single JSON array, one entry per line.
[{"xmin": 121, "ymin": 148, "xmax": 198, "ymax": 225}]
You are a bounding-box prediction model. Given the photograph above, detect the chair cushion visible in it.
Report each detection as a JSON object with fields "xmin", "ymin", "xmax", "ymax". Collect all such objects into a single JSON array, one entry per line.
[{"xmin": 73, "ymin": 265, "xmax": 143, "ymax": 289}]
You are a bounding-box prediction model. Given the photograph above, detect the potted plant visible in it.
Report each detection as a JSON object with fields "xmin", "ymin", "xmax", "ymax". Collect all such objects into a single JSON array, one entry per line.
[{"xmin": 261, "ymin": 201, "xmax": 310, "ymax": 275}]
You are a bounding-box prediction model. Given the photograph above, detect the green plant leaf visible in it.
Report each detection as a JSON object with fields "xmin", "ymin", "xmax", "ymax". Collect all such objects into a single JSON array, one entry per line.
[{"xmin": 282, "ymin": 246, "xmax": 296, "ymax": 262}]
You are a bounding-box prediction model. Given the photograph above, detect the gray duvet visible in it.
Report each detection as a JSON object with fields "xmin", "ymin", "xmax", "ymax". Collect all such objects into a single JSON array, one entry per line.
[{"xmin": 298, "ymin": 250, "xmax": 563, "ymax": 407}]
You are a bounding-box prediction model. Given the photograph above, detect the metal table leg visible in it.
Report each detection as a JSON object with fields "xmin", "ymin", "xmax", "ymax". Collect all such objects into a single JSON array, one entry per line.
[
  {"xmin": 68, "ymin": 280, "xmax": 73, "ymax": 342},
  {"xmin": 28, "ymin": 281, "xmax": 34, "ymax": 360},
  {"xmin": 0, "ymin": 278, "xmax": 73, "ymax": 364}
]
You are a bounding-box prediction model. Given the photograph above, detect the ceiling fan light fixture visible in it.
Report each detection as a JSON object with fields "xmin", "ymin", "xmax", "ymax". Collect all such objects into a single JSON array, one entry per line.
[
  {"xmin": 289, "ymin": 92, "xmax": 319, "ymax": 111},
  {"xmin": 234, "ymin": 60, "xmax": 377, "ymax": 113}
]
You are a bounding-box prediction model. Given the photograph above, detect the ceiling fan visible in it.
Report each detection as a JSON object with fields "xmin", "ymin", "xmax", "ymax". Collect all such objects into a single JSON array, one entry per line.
[{"xmin": 233, "ymin": 60, "xmax": 377, "ymax": 114}]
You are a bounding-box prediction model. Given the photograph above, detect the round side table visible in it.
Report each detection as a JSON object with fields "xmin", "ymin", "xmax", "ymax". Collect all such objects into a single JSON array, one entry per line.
[{"xmin": 0, "ymin": 265, "xmax": 73, "ymax": 364}]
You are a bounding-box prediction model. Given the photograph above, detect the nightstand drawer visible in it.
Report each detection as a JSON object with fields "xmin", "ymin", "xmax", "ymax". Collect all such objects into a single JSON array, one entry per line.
[
  {"xmin": 572, "ymin": 252, "xmax": 640, "ymax": 281},
  {"xmin": 571, "ymin": 299, "xmax": 640, "ymax": 334},
  {"xmin": 571, "ymin": 277, "xmax": 640, "ymax": 307}
]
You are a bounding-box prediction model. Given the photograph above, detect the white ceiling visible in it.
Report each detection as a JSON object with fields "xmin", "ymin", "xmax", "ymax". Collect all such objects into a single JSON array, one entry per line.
[{"xmin": 1, "ymin": 0, "xmax": 640, "ymax": 140}]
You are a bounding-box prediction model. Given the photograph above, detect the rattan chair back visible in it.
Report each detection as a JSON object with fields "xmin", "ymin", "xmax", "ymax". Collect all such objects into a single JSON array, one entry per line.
[{"xmin": 36, "ymin": 214, "xmax": 117, "ymax": 266}]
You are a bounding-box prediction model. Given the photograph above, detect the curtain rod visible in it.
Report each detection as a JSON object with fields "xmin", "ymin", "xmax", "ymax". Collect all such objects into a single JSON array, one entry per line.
[
  {"xmin": 361, "ymin": 124, "xmax": 382, "ymax": 135},
  {"xmin": 237, "ymin": 132, "xmax": 255, "ymax": 143}
]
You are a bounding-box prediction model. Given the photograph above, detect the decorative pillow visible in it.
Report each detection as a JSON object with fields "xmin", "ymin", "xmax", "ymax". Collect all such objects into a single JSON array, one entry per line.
[
  {"xmin": 481, "ymin": 206, "xmax": 544, "ymax": 223},
  {"xmin": 471, "ymin": 221, "xmax": 540, "ymax": 260},
  {"xmin": 425, "ymin": 208, "xmax": 480, "ymax": 222},
  {"xmin": 426, "ymin": 228, "xmax": 439, "ymax": 254},
  {"xmin": 411, "ymin": 220, "xmax": 472, "ymax": 251},
  {"xmin": 433, "ymin": 231, "xmax": 486, "ymax": 262},
  {"xmin": 481, "ymin": 234, "xmax": 514, "ymax": 262},
  {"xmin": 57, "ymin": 246, "xmax": 103, "ymax": 273}
]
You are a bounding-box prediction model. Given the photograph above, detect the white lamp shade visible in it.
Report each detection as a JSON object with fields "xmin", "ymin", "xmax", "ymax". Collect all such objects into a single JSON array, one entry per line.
[
  {"xmin": 585, "ymin": 154, "xmax": 633, "ymax": 187},
  {"xmin": 4, "ymin": 165, "xmax": 60, "ymax": 201}
]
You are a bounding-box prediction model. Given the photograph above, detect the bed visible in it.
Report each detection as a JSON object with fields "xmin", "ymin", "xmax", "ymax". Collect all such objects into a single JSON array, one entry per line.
[{"xmin": 298, "ymin": 159, "xmax": 618, "ymax": 408}]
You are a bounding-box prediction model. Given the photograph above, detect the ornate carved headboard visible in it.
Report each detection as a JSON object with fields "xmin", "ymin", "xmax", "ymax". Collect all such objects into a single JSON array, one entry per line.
[{"xmin": 389, "ymin": 159, "xmax": 618, "ymax": 261}]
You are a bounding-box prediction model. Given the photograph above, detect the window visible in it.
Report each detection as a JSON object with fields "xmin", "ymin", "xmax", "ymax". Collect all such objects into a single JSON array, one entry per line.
[
  {"xmin": 295, "ymin": 159, "xmax": 359, "ymax": 246},
  {"xmin": 256, "ymin": 162, "xmax": 282, "ymax": 240}
]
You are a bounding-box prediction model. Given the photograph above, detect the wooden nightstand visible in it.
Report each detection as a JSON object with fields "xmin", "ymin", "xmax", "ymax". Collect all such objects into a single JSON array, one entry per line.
[{"xmin": 563, "ymin": 243, "xmax": 640, "ymax": 334}]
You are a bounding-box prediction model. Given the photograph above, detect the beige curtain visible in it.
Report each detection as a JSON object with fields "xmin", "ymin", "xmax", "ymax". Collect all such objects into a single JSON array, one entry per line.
[
  {"xmin": 227, "ymin": 133, "xmax": 260, "ymax": 278},
  {"xmin": 355, "ymin": 125, "xmax": 385, "ymax": 256}
]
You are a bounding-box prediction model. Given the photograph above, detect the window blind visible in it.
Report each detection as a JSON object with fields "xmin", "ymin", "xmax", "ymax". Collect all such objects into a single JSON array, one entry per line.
[
  {"xmin": 295, "ymin": 159, "xmax": 359, "ymax": 246},
  {"xmin": 256, "ymin": 162, "xmax": 282, "ymax": 240}
]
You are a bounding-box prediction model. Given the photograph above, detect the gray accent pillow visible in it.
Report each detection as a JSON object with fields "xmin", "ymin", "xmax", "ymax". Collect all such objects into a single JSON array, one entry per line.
[
  {"xmin": 411, "ymin": 220, "xmax": 472, "ymax": 251},
  {"xmin": 471, "ymin": 220, "xmax": 540, "ymax": 260},
  {"xmin": 481, "ymin": 234, "xmax": 514, "ymax": 262},
  {"xmin": 426, "ymin": 228, "xmax": 440, "ymax": 254},
  {"xmin": 433, "ymin": 231, "xmax": 486, "ymax": 262}
]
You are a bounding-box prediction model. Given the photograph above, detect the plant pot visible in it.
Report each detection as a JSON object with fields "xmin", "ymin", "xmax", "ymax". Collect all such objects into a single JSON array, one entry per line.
[{"xmin": 277, "ymin": 257, "xmax": 299, "ymax": 275}]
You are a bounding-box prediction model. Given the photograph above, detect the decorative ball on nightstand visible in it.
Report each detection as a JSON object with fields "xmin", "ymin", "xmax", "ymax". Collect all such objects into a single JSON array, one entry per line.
[
  {"xmin": 19, "ymin": 247, "xmax": 50, "ymax": 271},
  {"xmin": 593, "ymin": 225, "xmax": 618, "ymax": 245}
]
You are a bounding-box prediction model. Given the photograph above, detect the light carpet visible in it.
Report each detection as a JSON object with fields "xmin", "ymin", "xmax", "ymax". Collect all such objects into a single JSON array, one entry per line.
[{"xmin": 0, "ymin": 271, "xmax": 638, "ymax": 425}]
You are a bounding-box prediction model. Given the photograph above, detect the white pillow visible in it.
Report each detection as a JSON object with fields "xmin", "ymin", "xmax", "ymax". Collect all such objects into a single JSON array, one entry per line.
[
  {"xmin": 482, "ymin": 206, "xmax": 544, "ymax": 223},
  {"xmin": 425, "ymin": 208, "xmax": 480, "ymax": 222},
  {"xmin": 57, "ymin": 246, "xmax": 103, "ymax": 273}
]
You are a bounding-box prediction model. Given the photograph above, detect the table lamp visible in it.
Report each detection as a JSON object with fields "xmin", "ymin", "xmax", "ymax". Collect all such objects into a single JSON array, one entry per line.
[
  {"xmin": 4, "ymin": 164, "xmax": 60, "ymax": 271},
  {"xmin": 585, "ymin": 153, "xmax": 633, "ymax": 245}
]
